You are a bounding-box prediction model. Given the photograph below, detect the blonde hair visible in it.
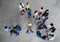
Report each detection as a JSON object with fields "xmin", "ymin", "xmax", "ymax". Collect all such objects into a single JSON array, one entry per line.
[{"xmin": 27, "ymin": 22, "xmax": 31, "ymax": 24}]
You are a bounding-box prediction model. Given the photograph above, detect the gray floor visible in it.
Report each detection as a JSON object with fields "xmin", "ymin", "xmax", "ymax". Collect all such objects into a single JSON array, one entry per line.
[{"xmin": 0, "ymin": 0, "xmax": 60, "ymax": 42}]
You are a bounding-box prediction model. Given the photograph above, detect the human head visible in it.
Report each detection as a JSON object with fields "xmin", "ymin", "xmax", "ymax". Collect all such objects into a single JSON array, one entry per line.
[
  {"xmin": 13, "ymin": 27, "xmax": 16, "ymax": 29},
  {"xmin": 41, "ymin": 7, "xmax": 43, "ymax": 10},
  {"xmin": 20, "ymin": 3, "xmax": 22, "ymax": 5},
  {"xmin": 45, "ymin": 9, "xmax": 49, "ymax": 12},
  {"xmin": 50, "ymin": 23, "xmax": 54, "ymax": 26},
  {"xmin": 46, "ymin": 9, "xmax": 49, "ymax": 11},
  {"xmin": 28, "ymin": 8, "xmax": 30, "ymax": 10},
  {"xmin": 26, "ymin": 2, "xmax": 29, "ymax": 5},
  {"xmin": 5, "ymin": 26, "xmax": 7, "ymax": 29},
  {"xmin": 34, "ymin": 10, "xmax": 37, "ymax": 13}
]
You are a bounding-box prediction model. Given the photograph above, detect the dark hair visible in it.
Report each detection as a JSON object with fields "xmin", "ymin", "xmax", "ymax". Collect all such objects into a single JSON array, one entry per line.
[
  {"xmin": 10, "ymin": 29, "xmax": 17, "ymax": 33},
  {"xmin": 50, "ymin": 23, "xmax": 54, "ymax": 26},
  {"xmin": 26, "ymin": 2, "xmax": 28, "ymax": 4},
  {"xmin": 34, "ymin": 10, "xmax": 37, "ymax": 13},
  {"xmin": 28, "ymin": 8, "xmax": 30, "ymax": 10},
  {"xmin": 13, "ymin": 27, "xmax": 16, "ymax": 29},
  {"xmin": 41, "ymin": 7, "xmax": 43, "ymax": 9},
  {"xmin": 20, "ymin": 3, "xmax": 22, "ymax": 5},
  {"xmin": 5, "ymin": 26, "xmax": 7, "ymax": 29},
  {"xmin": 46, "ymin": 9, "xmax": 49, "ymax": 12}
]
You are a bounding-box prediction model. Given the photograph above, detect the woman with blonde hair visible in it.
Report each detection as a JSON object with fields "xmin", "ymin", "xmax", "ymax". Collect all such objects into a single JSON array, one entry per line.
[{"xmin": 26, "ymin": 22, "xmax": 33, "ymax": 33}]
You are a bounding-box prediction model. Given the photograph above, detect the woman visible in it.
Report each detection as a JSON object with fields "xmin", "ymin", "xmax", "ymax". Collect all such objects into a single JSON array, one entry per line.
[
  {"xmin": 10, "ymin": 29, "xmax": 19, "ymax": 37},
  {"xmin": 19, "ymin": 3, "xmax": 25, "ymax": 15},
  {"xmin": 26, "ymin": 22, "xmax": 33, "ymax": 33},
  {"xmin": 33, "ymin": 10, "xmax": 39, "ymax": 18},
  {"xmin": 26, "ymin": 2, "xmax": 30, "ymax": 11},
  {"xmin": 38, "ymin": 7, "xmax": 44, "ymax": 15}
]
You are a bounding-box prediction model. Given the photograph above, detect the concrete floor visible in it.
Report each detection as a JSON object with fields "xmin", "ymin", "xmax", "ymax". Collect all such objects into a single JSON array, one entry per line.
[{"xmin": 0, "ymin": 0, "xmax": 60, "ymax": 42}]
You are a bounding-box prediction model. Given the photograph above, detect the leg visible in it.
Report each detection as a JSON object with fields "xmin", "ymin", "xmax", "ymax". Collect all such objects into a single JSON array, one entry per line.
[
  {"xmin": 30, "ymin": 29, "xmax": 34, "ymax": 33},
  {"xmin": 26, "ymin": 30, "xmax": 29, "ymax": 33},
  {"xmin": 26, "ymin": 8, "xmax": 27, "ymax": 11}
]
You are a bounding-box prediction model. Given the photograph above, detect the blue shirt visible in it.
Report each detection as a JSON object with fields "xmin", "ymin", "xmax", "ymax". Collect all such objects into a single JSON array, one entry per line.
[
  {"xmin": 27, "ymin": 9, "xmax": 32, "ymax": 15},
  {"xmin": 11, "ymin": 33, "xmax": 19, "ymax": 37},
  {"xmin": 15, "ymin": 25, "xmax": 22, "ymax": 32}
]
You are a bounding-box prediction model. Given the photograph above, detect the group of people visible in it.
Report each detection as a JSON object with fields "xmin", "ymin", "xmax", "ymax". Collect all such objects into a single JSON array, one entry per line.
[
  {"xmin": 4, "ymin": 25, "xmax": 22, "ymax": 37},
  {"xmin": 19, "ymin": 2, "xmax": 32, "ymax": 18},
  {"xmin": 4, "ymin": 2, "xmax": 56, "ymax": 40},
  {"xmin": 34, "ymin": 7, "xmax": 56, "ymax": 40},
  {"xmin": 19, "ymin": 2, "xmax": 34, "ymax": 33}
]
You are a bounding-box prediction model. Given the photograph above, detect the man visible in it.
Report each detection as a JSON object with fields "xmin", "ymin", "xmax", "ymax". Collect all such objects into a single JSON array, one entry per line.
[
  {"xmin": 48, "ymin": 34, "xmax": 56, "ymax": 40},
  {"xmin": 27, "ymin": 8, "xmax": 32, "ymax": 18},
  {"xmin": 13, "ymin": 25, "xmax": 22, "ymax": 32},
  {"xmin": 47, "ymin": 23, "xmax": 56, "ymax": 33},
  {"xmin": 35, "ymin": 18, "xmax": 41, "ymax": 25},
  {"xmin": 10, "ymin": 29, "xmax": 19, "ymax": 37},
  {"xmin": 42, "ymin": 9, "xmax": 49, "ymax": 17},
  {"xmin": 47, "ymin": 23, "xmax": 54, "ymax": 29},
  {"xmin": 33, "ymin": 10, "xmax": 39, "ymax": 18},
  {"xmin": 49, "ymin": 27, "xmax": 56, "ymax": 33},
  {"xmin": 42, "ymin": 16, "xmax": 48, "ymax": 22}
]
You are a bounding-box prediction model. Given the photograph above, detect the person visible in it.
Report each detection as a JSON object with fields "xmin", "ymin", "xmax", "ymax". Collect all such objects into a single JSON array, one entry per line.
[
  {"xmin": 13, "ymin": 25, "xmax": 22, "ymax": 32},
  {"xmin": 10, "ymin": 29, "xmax": 19, "ymax": 37},
  {"xmin": 42, "ymin": 16, "xmax": 48, "ymax": 22},
  {"xmin": 35, "ymin": 18, "xmax": 41, "ymax": 25},
  {"xmin": 21, "ymin": 9, "xmax": 25, "ymax": 15},
  {"xmin": 4, "ymin": 25, "xmax": 12, "ymax": 32},
  {"xmin": 37, "ymin": 22, "xmax": 44, "ymax": 30},
  {"xmin": 49, "ymin": 27, "xmax": 56, "ymax": 33},
  {"xmin": 43, "ymin": 24, "xmax": 47, "ymax": 29},
  {"xmin": 33, "ymin": 10, "xmax": 39, "ymax": 18},
  {"xmin": 26, "ymin": 22, "xmax": 33, "ymax": 33},
  {"xmin": 27, "ymin": 8, "xmax": 32, "ymax": 18},
  {"xmin": 47, "ymin": 23, "xmax": 54, "ymax": 32},
  {"xmin": 47, "ymin": 23, "xmax": 54, "ymax": 29},
  {"xmin": 19, "ymin": 3, "xmax": 25, "ymax": 15},
  {"xmin": 38, "ymin": 7, "xmax": 44, "ymax": 15},
  {"xmin": 50, "ymin": 23, "xmax": 54, "ymax": 26},
  {"xmin": 48, "ymin": 34, "xmax": 56, "ymax": 40},
  {"xmin": 36, "ymin": 31, "xmax": 41, "ymax": 38},
  {"xmin": 42, "ymin": 9, "xmax": 49, "ymax": 17},
  {"xmin": 26, "ymin": 2, "xmax": 30, "ymax": 11},
  {"xmin": 41, "ymin": 34, "xmax": 49, "ymax": 40}
]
